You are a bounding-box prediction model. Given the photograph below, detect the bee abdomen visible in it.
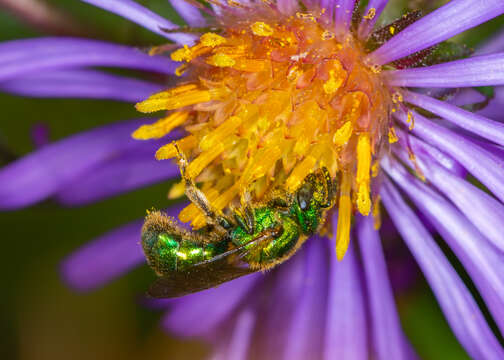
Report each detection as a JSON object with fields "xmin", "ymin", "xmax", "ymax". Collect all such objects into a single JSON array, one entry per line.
[{"xmin": 141, "ymin": 211, "xmax": 228, "ymax": 275}]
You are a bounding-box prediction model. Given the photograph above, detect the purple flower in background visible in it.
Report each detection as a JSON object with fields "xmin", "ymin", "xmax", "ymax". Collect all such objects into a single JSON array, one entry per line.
[{"xmin": 1, "ymin": 0, "xmax": 504, "ymax": 359}]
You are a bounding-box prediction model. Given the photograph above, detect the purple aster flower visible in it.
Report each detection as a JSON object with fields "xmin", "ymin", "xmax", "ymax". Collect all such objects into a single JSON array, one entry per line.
[{"xmin": 1, "ymin": 0, "xmax": 504, "ymax": 359}]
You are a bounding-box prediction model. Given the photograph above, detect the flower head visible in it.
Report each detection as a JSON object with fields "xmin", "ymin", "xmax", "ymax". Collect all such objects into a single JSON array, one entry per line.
[
  {"xmin": 1, "ymin": 0, "xmax": 504, "ymax": 359},
  {"xmin": 133, "ymin": 7, "xmax": 393, "ymax": 260}
]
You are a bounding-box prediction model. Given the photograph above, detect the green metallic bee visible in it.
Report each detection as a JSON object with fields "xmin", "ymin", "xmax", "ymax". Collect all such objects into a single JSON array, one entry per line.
[{"xmin": 141, "ymin": 147, "xmax": 336, "ymax": 298}]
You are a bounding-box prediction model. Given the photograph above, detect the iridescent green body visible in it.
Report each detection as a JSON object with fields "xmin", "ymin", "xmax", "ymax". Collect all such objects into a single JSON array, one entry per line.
[
  {"xmin": 231, "ymin": 207, "xmax": 300, "ymax": 266},
  {"xmin": 141, "ymin": 161, "xmax": 335, "ymax": 298},
  {"xmin": 143, "ymin": 230, "xmax": 229, "ymax": 273}
]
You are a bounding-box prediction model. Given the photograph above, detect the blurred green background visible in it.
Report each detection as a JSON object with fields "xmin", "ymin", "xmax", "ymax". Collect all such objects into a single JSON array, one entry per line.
[{"xmin": 0, "ymin": 1, "xmax": 502, "ymax": 359}]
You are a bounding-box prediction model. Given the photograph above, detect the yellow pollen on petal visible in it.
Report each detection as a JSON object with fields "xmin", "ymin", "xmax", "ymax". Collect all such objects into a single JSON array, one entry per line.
[
  {"xmin": 335, "ymin": 171, "xmax": 352, "ymax": 261},
  {"xmin": 371, "ymin": 160, "xmax": 380, "ymax": 178},
  {"xmin": 296, "ymin": 12, "xmax": 316, "ymax": 22},
  {"xmin": 407, "ymin": 111, "xmax": 415, "ymax": 130},
  {"xmin": 363, "ymin": 8, "xmax": 376, "ymax": 20},
  {"xmin": 175, "ymin": 64, "xmax": 188, "ymax": 76},
  {"xmin": 372, "ymin": 195, "xmax": 381, "ymax": 230},
  {"xmin": 227, "ymin": 0, "xmax": 243, "ymax": 7},
  {"xmin": 389, "ymin": 26, "xmax": 395, "ymax": 35},
  {"xmin": 391, "ymin": 92, "xmax": 403, "ymax": 104},
  {"xmin": 132, "ymin": 112, "xmax": 189, "ymax": 140},
  {"xmin": 251, "ymin": 22, "xmax": 274, "ymax": 36},
  {"xmin": 321, "ymin": 30, "xmax": 335, "ymax": 40},
  {"xmin": 388, "ymin": 126, "xmax": 399, "ymax": 143},
  {"xmin": 408, "ymin": 149, "xmax": 427, "ymax": 182},
  {"xmin": 370, "ymin": 64, "xmax": 382, "ymax": 74}
]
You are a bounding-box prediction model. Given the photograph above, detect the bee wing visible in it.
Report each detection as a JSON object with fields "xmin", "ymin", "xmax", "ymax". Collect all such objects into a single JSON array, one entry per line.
[
  {"xmin": 147, "ymin": 260, "xmax": 256, "ymax": 298},
  {"xmin": 147, "ymin": 231, "xmax": 276, "ymax": 298}
]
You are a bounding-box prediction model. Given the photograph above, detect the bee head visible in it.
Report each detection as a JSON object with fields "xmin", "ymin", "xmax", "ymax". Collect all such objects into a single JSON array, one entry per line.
[{"xmin": 293, "ymin": 167, "xmax": 336, "ymax": 234}]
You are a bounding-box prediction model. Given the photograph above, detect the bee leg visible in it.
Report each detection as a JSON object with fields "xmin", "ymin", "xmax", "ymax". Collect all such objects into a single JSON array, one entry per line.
[
  {"xmin": 173, "ymin": 143, "xmax": 234, "ymax": 232},
  {"xmin": 267, "ymin": 187, "xmax": 290, "ymax": 209},
  {"xmin": 233, "ymin": 206, "xmax": 255, "ymax": 235},
  {"xmin": 319, "ymin": 166, "xmax": 335, "ymax": 208}
]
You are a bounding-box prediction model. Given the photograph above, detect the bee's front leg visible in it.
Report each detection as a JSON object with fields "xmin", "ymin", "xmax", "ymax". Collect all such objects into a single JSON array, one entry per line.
[{"xmin": 233, "ymin": 205, "xmax": 255, "ymax": 235}]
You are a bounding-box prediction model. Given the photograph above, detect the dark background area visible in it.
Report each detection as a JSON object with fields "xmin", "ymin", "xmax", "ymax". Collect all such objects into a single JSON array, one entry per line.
[{"xmin": 0, "ymin": 1, "xmax": 502, "ymax": 359}]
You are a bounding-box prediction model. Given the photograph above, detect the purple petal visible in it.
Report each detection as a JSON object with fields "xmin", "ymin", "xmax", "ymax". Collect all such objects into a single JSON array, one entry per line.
[
  {"xmin": 478, "ymin": 102, "xmax": 504, "ymax": 122},
  {"xmin": 358, "ymin": 215, "xmax": 414, "ymax": 360},
  {"xmin": 381, "ymin": 181, "xmax": 504, "ymax": 360},
  {"xmin": 252, "ymin": 241, "xmax": 307, "ymax": 359},
  {"xmin": 0, "ymin": 119, "xmax": 166, "ymax": 209},
  {"xmin": 476, "ymin": 29, "xmax": 504, "ymax": 55},
  {"xmin": 168, "ymin": 0, "xmax": 206, "ymax": 26},
  {"xmin": 0, "ymin": 69, "xmax": 163, "ymax": 102},
  {"xmin": 477, "ymin": 86, "xmax": 504, "ymax": 121},
  {"xmin": 320, "ymin": 0, "xmax": 334, "ymax": 21},
  {"xmin": 334, "ymin": 0, "xmax": 356, "ymax": 33},
  {"xmin": 395, "ymin": 110, "xmax": 504, "ymax": 203},
  {"xmin": 61, "ymin": 218, "xmax": 144, "ymax": 291},
  {"xmin": 421, "ymin": 150, "xmax": 504, "ymax": 253},
  {"xmin": 368, "ymin": 0, "xmax": 504, "ymax": 65},
  {"xmin": 409, "ymin": 150, "xmax": 504, "ymax": 253},
  {"xmin": 385, "ymin": 53, "xmax": 504, "ymax": 88},
  {"xmin": 403, "ymin": 90, "xmax": 504, "ymax": 147},
  {"xmin": 221, "ymin": 309, "xmax": 256, "ymax": 360},
  {"xmin": 0, "ymin": 38, "xmax": 177, "ymax": 82},
  {"xmin": 283, "ymin": 238, "xmax": 329, "ymax": 360},
  {"xmin": 394, "ymin": 128, "xmax": 466, "ymax": 177},
  {"xmin": 448, "ymin": 88, "xmax": 486, "ymax": 107},
  {"xmin": 358, "ymin": 0, "xmax": 388, "ymax": 39},
  {"xmin": 81, "ymin": 0, "xmax": 195, "ymax": 43},
  {"xmin": 61, "ymin": 203, "xmax": 186, "ymax": 291},
  {"xmin": 162, "ymin": 273, "xmax": 261, "ymax": 338},
  {"xmin": 56, "ymin": 147, "xmax": 179, "ymax": 206},
  {"xmin": 384, "ymin": 160, "xmax": 504, "ymax": 334},
  {"xmin": 277, "ymin": 0, "xmax": 298, "ymax": 16},
  {"xmin": 324, "ymin": 230, "xmax": 368, "ymax": 360}
]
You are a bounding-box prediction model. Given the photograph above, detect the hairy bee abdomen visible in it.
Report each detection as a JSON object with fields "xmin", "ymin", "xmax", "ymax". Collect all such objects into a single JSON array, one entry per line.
[{"xmin": 141, "ymin": 211, "xmax": 229, "ymax": 274}]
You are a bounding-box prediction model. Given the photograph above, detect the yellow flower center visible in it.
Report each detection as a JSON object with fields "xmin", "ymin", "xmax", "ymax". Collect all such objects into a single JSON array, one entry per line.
[{"xmin": 134, "ymin": 11, "xmax": 393, "ymax": 259}]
